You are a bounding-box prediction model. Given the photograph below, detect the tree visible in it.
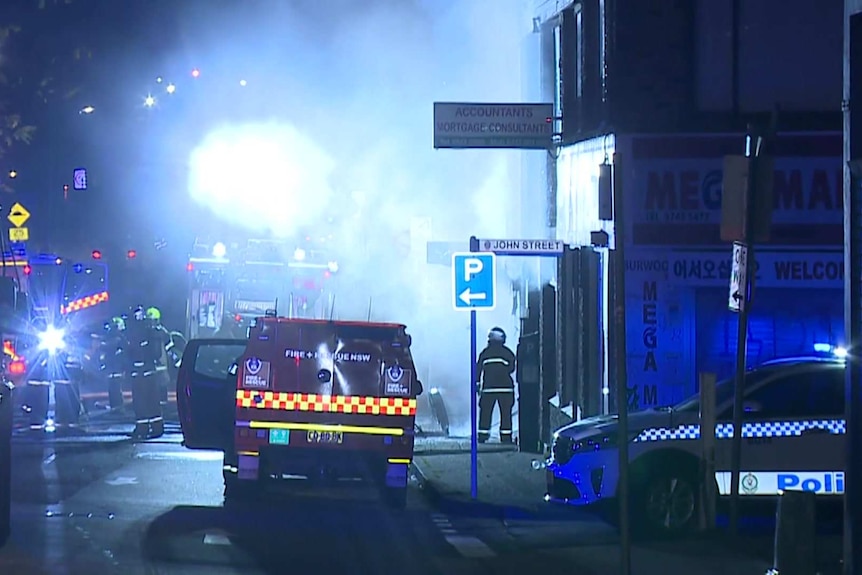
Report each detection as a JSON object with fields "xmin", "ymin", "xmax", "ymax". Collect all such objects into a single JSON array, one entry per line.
[{"xmin": 0, "ymin": 0, "xmax": 92, "ymax": 192}]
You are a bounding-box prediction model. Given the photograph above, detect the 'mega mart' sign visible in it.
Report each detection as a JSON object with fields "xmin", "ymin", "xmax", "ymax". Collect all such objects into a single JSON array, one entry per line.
[{"xmin": 626, "ymin": 136, "xmax": 842, "ymax": 246}]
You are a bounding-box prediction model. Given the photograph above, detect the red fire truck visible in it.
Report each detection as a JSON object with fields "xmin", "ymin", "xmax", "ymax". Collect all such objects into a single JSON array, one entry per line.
[
  {"xmin": 185, "ymin": 237, "xmax": 339, "ymax": 340},
  {"xmin": 176, "ymin": 315, "xmax": 422, "ymax": 508}
]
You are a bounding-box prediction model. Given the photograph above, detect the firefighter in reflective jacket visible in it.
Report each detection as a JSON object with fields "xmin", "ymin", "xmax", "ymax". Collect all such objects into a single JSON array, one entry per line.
[
  {"xmin": 102, "ymin": 317, "xmax": 127, "ymax": 410},
  {"xmin": 127, "ymin": 306, "xmax": 163, "ymax": 439},
  {"xmin": 477, "ymin": 327, "xmax": 516, "ymax": 444}
]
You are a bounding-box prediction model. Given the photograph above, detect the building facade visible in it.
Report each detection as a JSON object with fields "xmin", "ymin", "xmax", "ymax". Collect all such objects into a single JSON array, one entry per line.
[{"xmin": 529, "ymin": 0, "xmax": 843, "ymax": 435}]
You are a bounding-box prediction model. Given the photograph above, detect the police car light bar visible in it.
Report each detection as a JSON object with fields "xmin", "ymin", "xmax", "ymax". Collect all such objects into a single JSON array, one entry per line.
[{"xmin": 813, "ymin": 343, "xmax": 848, "ymax": 358}]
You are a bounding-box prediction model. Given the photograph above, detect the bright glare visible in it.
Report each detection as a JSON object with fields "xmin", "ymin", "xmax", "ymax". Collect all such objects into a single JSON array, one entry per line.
[
  {"xmin": 212, "ymin": 242, "xmax": 227, "ymax": 258},
  {"xmin": 239, "ymin": 79, "xmax": 247, "ymax": 87},
  {"xmin": 80, "ymin": 105, "xmax": 95, "ymax": 114},
  {"xmin": 166, "ymin": 83, "xmax": 176, "ymax": 94},
  {"xmin": 144, "ymin": 94, "xmax": 156, "ymax": 107},
  {"xmin": 294, "ymin": 248, "xmax": 306, "ymax": 261},
  {"xmin": 327, "ymin": 261, "xmax": 338, "ymax": 273},
  {"xmin": 191, "ymin": 68, "xmax": 200, "ymax": 78},
  {"xmin": 38, "ymin": 326, "xmax": 66, "ymax": 355},
  {"xmin": 187, "ymin": 123, "xmax": 335, "ymax": 238},
  {"xmin": 835, "ymin": 347, "xmax": 849, "ymax": 359},
  {"xmin": 156, "ymin": 76, "xmax": 163, "ymax": 83},
  {"xmin": 7, "ymin": 170, "xmax": 16, "ymax": 179}
]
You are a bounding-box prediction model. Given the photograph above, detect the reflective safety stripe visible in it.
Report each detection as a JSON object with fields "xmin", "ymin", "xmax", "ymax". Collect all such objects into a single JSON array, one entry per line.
[
  {"xmin": 155, "ymin": 365, "xmax": 168, "ymax": 372},
  {"xmin": 133, "ymin": 362, "xmax": 145, "ymax": 367},
  {"xmin": 136, "ymin": 416, "xmax": 163, "ymax": 424},
  {"xmin": 500, "ymin": 430, "xmax": 513, "ymax": 435},
  {"xmin": 27, "ymin": 380, "xmax": 51, "ymax": 386},
  {"xmin": 634, "ymin": 419, "xmax": 846, "ymax": 442},
  {"xmin": 388, "ymin": 458, "xmax": 411, "ymax": 464},
  {"xmin": 61, "ymin": 291, "xmax": 109, "ymax": 315},
  {"xmin": 482, "ymin": 358, "xmax": 510, "ymax": 365},
  {"xmin": 246, "ymin": 420, "xmax": 405, "ymax": 436},
  {"xmin": 236, "ymin": 390, "xmax": 416, "ymax": 416},
  {"xmin": 481, "ymin": 388, "xmax": 514, "ymax": 393},
  {"xmin": 478, "ymin": 428, "xmax": 490, "ymax": 433}
]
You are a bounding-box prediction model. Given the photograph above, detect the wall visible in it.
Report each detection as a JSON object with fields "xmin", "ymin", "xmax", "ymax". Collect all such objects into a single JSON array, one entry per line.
[
  {"xmin": 618, "ymin": 132, "xmax": 843, "ymax": 409},
  {"xmin": 555, "ymin": 134, "xmax": 616, "ymax": 247},
  {"xmin": 696, "ymin": 0, "xmax": 843, "ymax": 113}
]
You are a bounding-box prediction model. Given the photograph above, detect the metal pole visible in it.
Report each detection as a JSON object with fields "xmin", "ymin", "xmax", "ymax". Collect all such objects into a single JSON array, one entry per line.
[
  {"xmin": 469, "ymin": 236, "xmax": 479, "ymax": 500},
  {"xmin": 610, "ymin": 152, "xmax": 630, "ymax": 575},
  {"xmin": 844, "ymin": 160, "xmax": 862, "ymax": 575},
  {"xmin": 470, "ymin": 308, "xmax": 478, "ymax": 500},
  {"xmin": 729, "ymin": 127, "xmax": 760, "ymax": 536}
]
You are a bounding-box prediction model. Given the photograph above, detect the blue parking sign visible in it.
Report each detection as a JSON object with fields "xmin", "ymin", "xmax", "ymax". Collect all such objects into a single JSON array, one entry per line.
[{"xmin": 452, "ymin": 252, "xmax": 495, "ymax": 311}]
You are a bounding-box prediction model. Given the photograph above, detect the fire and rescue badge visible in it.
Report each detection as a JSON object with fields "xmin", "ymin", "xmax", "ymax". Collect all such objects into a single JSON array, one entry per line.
[
  {"xmin": 741, "ymin": 472, "xmax": 759, "ymax": 494},
  {"xmin": 384, "ymin": 364, "xmax": 411, "ymax": 396},
  {"xmin": 242, "ymin": 357, "xmax": 271, "ymax": 390}
]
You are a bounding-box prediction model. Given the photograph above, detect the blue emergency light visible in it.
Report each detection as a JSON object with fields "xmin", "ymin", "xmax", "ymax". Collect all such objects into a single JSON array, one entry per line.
[{"xmin": 813, "ymin": 343, "xmax": 848, "ymax": 358}]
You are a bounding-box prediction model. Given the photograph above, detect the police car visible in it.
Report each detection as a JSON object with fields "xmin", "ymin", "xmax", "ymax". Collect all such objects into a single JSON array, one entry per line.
[{"xmin": 545, "ymin": 350, "xmax": 846, "ymax": 534}]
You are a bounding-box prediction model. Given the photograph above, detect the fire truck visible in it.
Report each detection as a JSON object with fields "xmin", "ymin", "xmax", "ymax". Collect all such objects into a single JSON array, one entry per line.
[
  {"xmin": 185, "ymin": 236, "xmax": 339, "ymax": 339},
  {"xmin": 0, "ymin": 251, "xmax": 111, "ymax": 410}
]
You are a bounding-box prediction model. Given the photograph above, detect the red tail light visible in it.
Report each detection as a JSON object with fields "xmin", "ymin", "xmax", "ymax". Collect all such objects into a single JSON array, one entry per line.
[
  {"xmin": 9, "ymin": 360, "xmax": 25, "ymax": 375},
  {"xmin": 186, "ymin": 262, "xmax": 194, "ymax": 272},
  {"xmin": 234, "ymin": 314, "xmax": 242, "ymax": 322}
]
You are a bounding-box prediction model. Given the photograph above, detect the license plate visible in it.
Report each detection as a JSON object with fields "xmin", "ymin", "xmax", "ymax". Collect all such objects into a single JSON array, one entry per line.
[
  {"xmin": 307, "ymin": 430, "xmax": 343, "ymax": 444},
  {"xmin": 269, "ymin": 429, "xmax": 291, "ymax": 445}
]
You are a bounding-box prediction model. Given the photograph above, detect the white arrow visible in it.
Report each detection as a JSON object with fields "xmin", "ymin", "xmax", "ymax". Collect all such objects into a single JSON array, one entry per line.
[
  {"xmin": 459, "ymin": 288, "xmax": 487, "ymax": 306},
  {"xmin": 105, "ymin": 476, "xmax": 138, "ymax": 486}
]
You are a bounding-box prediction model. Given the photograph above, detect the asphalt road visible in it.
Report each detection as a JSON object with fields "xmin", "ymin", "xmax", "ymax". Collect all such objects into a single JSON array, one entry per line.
[{"xmin": 0, "ymin": 421, "xmax": 506, "ymax": 575}]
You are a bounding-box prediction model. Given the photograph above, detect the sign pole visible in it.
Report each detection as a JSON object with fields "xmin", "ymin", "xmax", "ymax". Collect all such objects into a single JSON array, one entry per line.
[
  {"xmin": 729, "ymin": 127, "xmax": 761, "ymax": 537},
  {"xmin": 470, "ymin": 308, "xmax": 478, "ymax": 500}
]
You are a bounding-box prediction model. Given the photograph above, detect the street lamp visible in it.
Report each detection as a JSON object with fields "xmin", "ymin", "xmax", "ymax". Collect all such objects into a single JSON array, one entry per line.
[
  {"xmin": 239, "ymin": 79, "xmax": 247, "ymax": 87},
  {"xmin": 144, "ymin": 94, "xmax": 156, "ymax": 108},
  {"xmin": 166, "ymin": 83, "xmax": 176, "ymax": 94},
  {"xmin": 191, "ymin": 68, "xmax": 200, "ymax": 78},
  {"xmin": 79, "ymin": 105, "xmax": 95, "ymax": 114},
  {"xmin": 7, "ymin": 170, "xmax": 16, "ymax": 179}
]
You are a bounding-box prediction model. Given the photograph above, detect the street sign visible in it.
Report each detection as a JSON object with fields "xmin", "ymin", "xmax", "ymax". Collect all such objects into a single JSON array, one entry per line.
[
  {"xmin": 452, "ymin": 252, "xmax": 496, "ymax": 310},
  {"xmin": 476, "ymin": 238, "xmax": 565, "ymax": 257},
  {"xmin": 7, "ymin": 202, "xmax": 30, "ymax": 228},
  {"xmin": 433, "ymin": 102, "xmax": 554, "ymax": 150},
  {"xmin": 728, "ymin": 242, "xmax": 748, "ymax": 312},
  {"xmin": 73, "ymin": 167, "xmax": 88, "ymax": 191},
  {"xmin": 8, "ymin": 228, "xmax": 28, "ymax": 242}
]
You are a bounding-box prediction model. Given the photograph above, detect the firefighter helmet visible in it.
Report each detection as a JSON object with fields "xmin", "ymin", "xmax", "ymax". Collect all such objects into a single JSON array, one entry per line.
[
  {"xmin": 146, "ymin": 307, "xmax": 161, "ymax": 321},
  {"xmin": 488, "ymin": 327, "xmax": 506, "ymax": 344}
]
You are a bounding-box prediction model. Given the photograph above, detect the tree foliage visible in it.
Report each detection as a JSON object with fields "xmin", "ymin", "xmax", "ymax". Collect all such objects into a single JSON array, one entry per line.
[{"xmin": 0, "ymin": 0, "xmax": 91, "ymax": 191}]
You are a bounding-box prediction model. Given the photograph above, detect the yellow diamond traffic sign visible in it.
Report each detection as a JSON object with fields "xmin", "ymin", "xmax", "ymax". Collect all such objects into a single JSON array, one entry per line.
[
  {"xmin": 8, "ymin": 227, "xmax": 28, "ymax": 242},
  {"xmin": 7, "ymin": 202, "xmax": 30, "ymax": 228}
]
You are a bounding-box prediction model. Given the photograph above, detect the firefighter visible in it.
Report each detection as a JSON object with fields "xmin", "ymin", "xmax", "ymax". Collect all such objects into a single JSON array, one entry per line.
[
  {"xmin": 102, "ymin": 317, "xmax": 127, "ymax": 410},
  {"xmin": 23, "ymin": 319, "xmax": 52, "ymax": 431},
  {"xmin": 127, "ymin": 305, "xmax": 163, "ymax": 439},
  {"xmin": 476, "ymin": 327, "xmax": 517, "ymax": 444},
  {"xmin": 54, "ymin": 324, "xmax": 84, "ymax": 430},
  {"xmin": 145, "ymin": 307, "xmax": 172, "ymax": 405}
]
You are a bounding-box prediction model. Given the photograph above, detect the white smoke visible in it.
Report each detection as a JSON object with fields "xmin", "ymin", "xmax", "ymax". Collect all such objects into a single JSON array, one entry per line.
[{"xmin": 183, "ymin": 0, "xmax": 534, "ymax": 436}]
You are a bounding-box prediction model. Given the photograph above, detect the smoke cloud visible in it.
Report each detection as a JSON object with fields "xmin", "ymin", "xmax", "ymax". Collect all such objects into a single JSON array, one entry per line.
[{"xmin": 183, "ymin": 0, "xmax": 534, "ymax": 436}]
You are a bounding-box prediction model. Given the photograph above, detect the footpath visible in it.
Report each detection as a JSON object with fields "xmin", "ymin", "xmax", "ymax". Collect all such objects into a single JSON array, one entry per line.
[{"xmin": 412, "ymin": 437, "xmax": 841, "ymax": 575}]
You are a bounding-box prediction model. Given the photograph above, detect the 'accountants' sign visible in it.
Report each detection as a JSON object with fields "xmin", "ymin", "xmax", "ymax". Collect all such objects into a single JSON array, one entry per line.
[{"xmin": 433, "ymin": 102, "xmax": 554, "ymax": 150}]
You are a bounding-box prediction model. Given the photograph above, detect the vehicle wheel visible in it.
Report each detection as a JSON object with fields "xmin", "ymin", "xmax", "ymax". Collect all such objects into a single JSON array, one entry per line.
[
  {"xmin": 635, "ymin": 463, "xmax": 699, "ymax": 536},
  {"xmin": 382, "ymin": 486, "xmax": 407, "ymax": 510}
]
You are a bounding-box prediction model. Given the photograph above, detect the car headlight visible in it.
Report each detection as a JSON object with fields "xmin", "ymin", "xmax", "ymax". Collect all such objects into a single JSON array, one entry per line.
[
  {"xmin": 551, "ymin": 430, "xmax": 637, "ymax": 465},
  {"xmin": 38, "ymin": 326, "xmax": 66, "ymax": 355}
]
